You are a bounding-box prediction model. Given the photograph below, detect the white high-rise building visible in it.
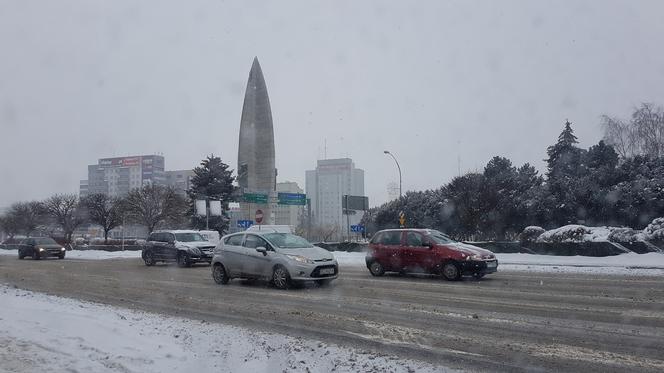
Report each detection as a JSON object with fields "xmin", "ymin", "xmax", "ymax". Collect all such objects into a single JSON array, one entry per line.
[
  {"xmin": 306, "ymin": 158, "xmax": 365, "ymax": 241},
  {"xmin": 387, "ymin": 181, "xmax": 400, "ymax": 201}
]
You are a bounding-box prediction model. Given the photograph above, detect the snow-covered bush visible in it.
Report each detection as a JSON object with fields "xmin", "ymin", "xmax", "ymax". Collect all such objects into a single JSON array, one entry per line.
[
  {"xmin": 607, "ymin": 228, "xmax": 644, "ymax": 243},
  {"xmin": 537, "ymin": 225, "xmax": 594, "ymax": 243},
  {"xmin": 519, "ymin": 226, "xmax": 545, "ymax": 243},
  {"xmin": 644, "ymin": 217, "xmax": 664, "ymax": 240}
]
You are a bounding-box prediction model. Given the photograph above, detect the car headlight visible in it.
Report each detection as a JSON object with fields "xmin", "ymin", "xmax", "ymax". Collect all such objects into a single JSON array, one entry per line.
[
  {"xmin": 60, "ymin": 247, "xmax": 65, "ymax": 251},
  {"xmin": 466, "ymin": 254, "xmax": 482, "ymax": 261},
  {"xmin": 38, "ymin": 247, "xmax": 45, "ymax": 252},
  {"xmin": 286, "ymin": 255, "xmax": 314, "ymax": 264}
]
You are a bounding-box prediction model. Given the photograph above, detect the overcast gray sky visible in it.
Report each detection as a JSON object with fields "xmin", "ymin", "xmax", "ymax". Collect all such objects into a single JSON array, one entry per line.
[{"xmin": 1, "ymin": 0, "xmax": 664, "ymax": 208}]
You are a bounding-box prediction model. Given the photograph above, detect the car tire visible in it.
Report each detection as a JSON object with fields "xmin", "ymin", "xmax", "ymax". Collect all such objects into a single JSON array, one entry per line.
[
  {"xmin": 32, "ymin": 251, "xmax": 40, "ymax": 260},
  {"xmin": 177, "ymin": 252, "xmax": 191, "ymax": 268},
  {"xmin": 58, "ymin": 253, "xmax": 65, "ymax": 260},
  {"xmin": 212, "ymin": 263, "xmax": 229, "ymax": 285},
  {"xmin": 272, "ymin": 265, "xmax": 291, "ymax": 289},
  {"xmin": 368, "ymin": 261, "xmax": 385, "ymax": 277},
  {"xmin": 143, "ymin": 250, "xmax": 156, "ymax": 266},
  {"xmin": 18, "ymin": 251, "xmax": 24, "ymax": 260},
  {"xmin": 441, "ymin": 262, "xmax": 461, "ymax": 281}
]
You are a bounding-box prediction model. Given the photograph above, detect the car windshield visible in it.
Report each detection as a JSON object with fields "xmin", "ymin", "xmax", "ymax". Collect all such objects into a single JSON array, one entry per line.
[
  {"xmin": 34, "ymin": 238, "xmax": 57, "ymax": 245},
  {"xmin": 175, "ymin": 233, "xmax": 206, "ymax": 242},
  {"xmin": 263, "ymin": 233, "xmax": 313, "ymax": 249},
  {"xmin": 427, "ymin": 231, "xmax": 456, "ymax": 244}
]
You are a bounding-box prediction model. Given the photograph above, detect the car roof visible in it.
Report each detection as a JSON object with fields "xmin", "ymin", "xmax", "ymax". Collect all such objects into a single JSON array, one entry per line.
[{"xmin": 152, "ymin": 230, "xmax": 202, "ymax": 234}]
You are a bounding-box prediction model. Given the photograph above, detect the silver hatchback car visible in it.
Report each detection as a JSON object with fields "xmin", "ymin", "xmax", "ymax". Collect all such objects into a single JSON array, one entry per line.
[{"xmin": 211, "ymin": 231, "xmax": 338, "ymax": 289}]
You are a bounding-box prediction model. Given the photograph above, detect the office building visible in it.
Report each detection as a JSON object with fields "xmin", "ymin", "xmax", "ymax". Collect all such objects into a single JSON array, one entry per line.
[
  {"xmin": 166, "ymin": 170, "xmax": 195, "ymax": 197},
  {"xmin": 84, "ymin": 155, "xmax": 165, "ymax": 197},
  {"xmin": 305, "ymin": 158, "xmax": 365, "ymax": 240}
]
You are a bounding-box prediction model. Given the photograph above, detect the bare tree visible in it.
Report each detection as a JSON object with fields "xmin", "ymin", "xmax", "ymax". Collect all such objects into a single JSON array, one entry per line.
[
  {"xmin": 0, "ymin": 212, "xmax": 21, "ymax": 239},
  {"xmin": 124, "ymin": 184, "xmax": 187, "ymax": 233},
  {"xmin": 632, "ymin": 103, "xmax": 664, "ymax": 157},
  {"xmin": 602, "ymin": 103, "xmax": 664, "ymax": 158},
  {"xmin": 600, "ymin": 115, "xmax": 636, "ymax": 158},
  {"xmin": 42, "ymin": 194, "xmax": 86, "ymax": 244},
  {"xmin": 82, "ymin": 193, "xmax": 124, "ymax": 243},
  {"xmin": 8, "ymin": 201, "xmax": 44, "ymax": 237}
]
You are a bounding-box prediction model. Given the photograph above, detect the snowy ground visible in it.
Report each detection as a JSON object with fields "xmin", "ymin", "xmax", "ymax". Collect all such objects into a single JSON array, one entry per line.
[
  {"xmin": 0, "ymin": 284, "xmax": 453, "ymax": 373},
  {"xmin": 2, "ymin": 248, "xmax": 663, "ymax": 276}
]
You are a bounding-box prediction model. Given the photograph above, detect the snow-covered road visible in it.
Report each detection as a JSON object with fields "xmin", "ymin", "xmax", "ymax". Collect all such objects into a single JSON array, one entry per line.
[
  {"xmin": 2, "ymin": 249, "xmax": 663, "ymax": 275},
  {"xmin": 0, "ymin": 284, "xmax": 451, "ymax": 373}
]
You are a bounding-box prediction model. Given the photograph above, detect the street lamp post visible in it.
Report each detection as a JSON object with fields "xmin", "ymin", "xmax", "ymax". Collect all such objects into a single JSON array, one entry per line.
[{"xmin": 383, "ymin": 150, "xmax": 402, "ymax": 198}]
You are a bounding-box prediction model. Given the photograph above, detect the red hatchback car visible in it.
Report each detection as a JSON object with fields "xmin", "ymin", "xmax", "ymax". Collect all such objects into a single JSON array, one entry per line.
[{"xmin": 365, "ymin": 229, "xmax": 498, "ymax": 280}]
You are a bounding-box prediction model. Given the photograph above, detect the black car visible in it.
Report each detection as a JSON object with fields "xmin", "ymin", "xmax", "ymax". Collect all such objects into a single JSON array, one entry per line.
[
  {"xmin": 142, "ymin": 230, "xmax": 216, "ymax": 267},
  {"xmin": 18, "ymin": 237, "xmax": 66, "ymax": 260}
]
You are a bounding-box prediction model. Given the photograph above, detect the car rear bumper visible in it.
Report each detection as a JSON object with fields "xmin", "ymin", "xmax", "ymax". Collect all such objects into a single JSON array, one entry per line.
[{"xmin": 460, "ymin": 260, "xmax": 498, "ymax": 275}]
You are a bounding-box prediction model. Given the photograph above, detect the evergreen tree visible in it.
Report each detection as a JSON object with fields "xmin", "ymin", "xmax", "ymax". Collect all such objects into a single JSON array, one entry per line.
[
  {"xmin": 546, "ymin": 120, "xmax": 584, "ymax": 179},
  {"xmin": 545, "ymin": 120, "xmax": 586, "ymax": 225},
  {"xmin": 187, "ymin": 155, "xmax": 237, "ymax": 234}
]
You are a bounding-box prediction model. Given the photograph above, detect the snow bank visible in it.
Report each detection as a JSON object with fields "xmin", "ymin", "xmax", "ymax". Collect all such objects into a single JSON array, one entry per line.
[{"xmin": 0, "ymin": 285, "xmax": 451, "ymax": 373}]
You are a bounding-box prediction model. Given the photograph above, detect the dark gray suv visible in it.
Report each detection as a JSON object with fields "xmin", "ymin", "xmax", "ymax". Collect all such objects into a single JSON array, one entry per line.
[{"xmin": 142, "ymin": 230, "xmax": 215, "ymax": 267}]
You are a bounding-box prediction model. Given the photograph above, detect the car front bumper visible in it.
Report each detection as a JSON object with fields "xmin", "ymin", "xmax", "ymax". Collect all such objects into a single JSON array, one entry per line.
[
  {"xmin": 287, "ymin": 262, "xmax": 339, "ymax": 281},
  {"xmin": 459, "ymin": 260, "xmax": 498, "ymax": 275}
]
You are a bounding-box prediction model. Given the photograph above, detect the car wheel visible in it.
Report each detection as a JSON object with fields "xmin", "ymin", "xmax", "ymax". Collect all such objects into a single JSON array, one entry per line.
[
  {"xmin": 32, "ymin": 251, "xmax": 40, "ymax": 260},
  {"xmin": 177, "ymin": 252, "xmax": 191, "ymax": 268},
  {"xmin": 473, "ymin": 273, "xmax": 485, "ymax": 280},
  {"xmin": 58, "ymin": 253, "xmax": 65, "ymax": 260},
  {"xmin": 369, "ymin": 261, "xmax": 385, "ymax": 277},
  {"xmin": 143, "ymin": 250, "xmax": 156, "ymax": 266},
  {"xmin": 272, "ymin": 265, "xmax": 291, "ymax": 289},
  {"xmin": 18, "ymin": 251, "xmax": 24, "ymax": 260},
  {"xmin": 212, "ymin": 264, "xmax": 229, "ymax": 285},
  {"xmin": 441, "ymin": 262, "xmax": 461, "ymax": 281}
]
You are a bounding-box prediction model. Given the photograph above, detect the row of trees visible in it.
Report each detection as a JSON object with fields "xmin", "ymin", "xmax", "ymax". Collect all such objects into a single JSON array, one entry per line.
[
  {"xmin": 0, "ymin": 154, "xmax": 238, "ymax": 243},
  {"xmin": 0, "ymin": 185, "xmax": 188, "ymax": 243},
  {"xmin": 364, "ymin": 103, "xmax": 664, "ymax": 240}
]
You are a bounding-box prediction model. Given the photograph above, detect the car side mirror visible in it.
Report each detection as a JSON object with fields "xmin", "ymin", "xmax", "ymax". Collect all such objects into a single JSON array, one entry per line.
[
  {"xmin": 256, "ymin": 246, "xmax": 267, "ymax": 255},
  {"xmin": 423, "ymin": 242, "xmax": 433, "ymax": 248},
  {"xmin": 168, "ymin": 239, "xmax": 175, "ymax": 244}
]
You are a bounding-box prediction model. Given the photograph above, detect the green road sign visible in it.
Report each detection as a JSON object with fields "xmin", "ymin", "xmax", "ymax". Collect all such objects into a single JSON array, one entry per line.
[
  {"xmin": 278, "ymin": 193, "xmax": 307, "ymax": 205},
  {"xmin": 243, "ymin": 193, "xmax": 268, "ymax": 204}
]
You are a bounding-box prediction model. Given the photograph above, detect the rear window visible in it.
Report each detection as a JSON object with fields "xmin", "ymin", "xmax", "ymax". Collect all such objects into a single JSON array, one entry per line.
[
  {"xmin": 374, "ymin": 231, "xmax": 402, "ymax": 245},
  {"xmin": 224, "ymin": 234, "xmax": 243, "ymax": 246}
]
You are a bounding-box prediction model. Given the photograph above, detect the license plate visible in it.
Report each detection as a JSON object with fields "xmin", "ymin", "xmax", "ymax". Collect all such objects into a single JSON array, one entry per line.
[
  {"xmin": 319, "ymin": 268, "xmax": 335, "ymax": 275},
  {"xmin": 487, "ymin": 261, "xmax": 497, "ymax": 268}
]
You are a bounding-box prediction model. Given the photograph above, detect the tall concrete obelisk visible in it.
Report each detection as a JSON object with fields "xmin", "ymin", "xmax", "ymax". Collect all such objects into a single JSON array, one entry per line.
[{"xmin": 238, "ymin": 57, "xmax": 276, "ymax": 223}]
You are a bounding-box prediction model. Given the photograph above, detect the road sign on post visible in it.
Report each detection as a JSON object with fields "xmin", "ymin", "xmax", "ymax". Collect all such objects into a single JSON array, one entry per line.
[
  {"xmin": 243, "ymin": 193, "xmax": 268, "ymax": 204},
  {"xmin": 277, "ymin": 193, "xmax": 307, "ymax": 205},
  {"xmin": 237, "ymin": 220, "xmax": 254, "ymax": 229},
  {"xmin": 255, "ymin": 209, "xmax": 264, "ymax": 224},
  {"xmin": 350, "ymin": 225, "xmax": 365, "ymax": 233}
]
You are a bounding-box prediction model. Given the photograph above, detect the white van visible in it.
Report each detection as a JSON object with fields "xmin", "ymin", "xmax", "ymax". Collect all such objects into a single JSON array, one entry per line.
[{"xmin": 245, "ymin": 225, "xmax": 293, "ymax": 234}]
